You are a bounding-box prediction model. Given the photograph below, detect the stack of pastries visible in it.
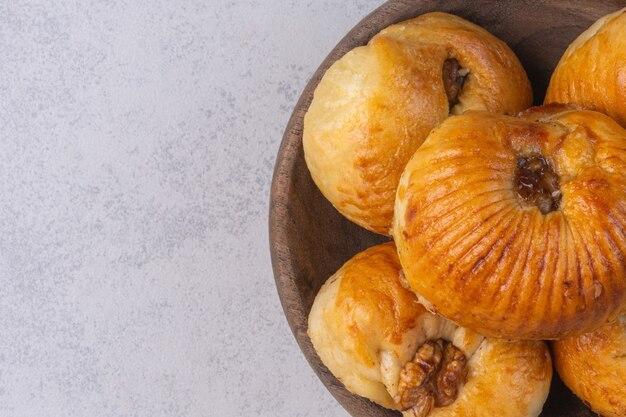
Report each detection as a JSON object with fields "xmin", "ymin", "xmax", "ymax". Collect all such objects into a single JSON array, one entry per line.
[{"xmin": 303, "ymin": 9, "xmax": 626, "ymax": 417}]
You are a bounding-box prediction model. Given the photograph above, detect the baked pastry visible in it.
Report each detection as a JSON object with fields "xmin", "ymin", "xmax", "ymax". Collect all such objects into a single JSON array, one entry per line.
[
  {"xmin": 308, "ymin": 242, "xmax": 552, "ymax": 417},
  {"xmin": 393, "ymin": 104, "xmax": 626, "ymax": 340},
  {"xmin": 545, "ymin": 7, "xmax": 626, "ymax": 127},
  {"xmin": 552, "ymin": 314, "xmax": 626, "ymax": 417},
  {"xmin": 303, "ymin": 12, "xmax": 532, "ymax": 235}
]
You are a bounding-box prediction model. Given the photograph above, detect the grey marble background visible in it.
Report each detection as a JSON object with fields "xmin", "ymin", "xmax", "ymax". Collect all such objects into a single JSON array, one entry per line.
[{"xmin": 0, "ymin": 1, "xmax": 384, "ymax": 416}]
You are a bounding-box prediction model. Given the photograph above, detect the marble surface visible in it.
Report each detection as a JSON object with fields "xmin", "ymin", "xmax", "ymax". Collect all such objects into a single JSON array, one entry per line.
[{"xmin": 0, "ymin": 1, "xmax": 384, "ymax": 416}]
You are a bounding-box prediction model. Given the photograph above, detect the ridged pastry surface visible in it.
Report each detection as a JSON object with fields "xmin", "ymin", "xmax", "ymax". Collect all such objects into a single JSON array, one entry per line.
[
  {"xmin": 552, "ymin": 314, "xmax": 626, "ymax": 417},
  {"xmin": 303, "ymin": 12, "xmax": 532, "ymax": 235},
  {"xmin": 393, "ymin": 105, "xmax": 626, "ymax": 340},
  {"xmin": 545, "ymin": 8, "xmax": 626, "ymax": 127},
  {"xmin": 308, "ymin": 243, "xmax": 552, "ymax": 416}
]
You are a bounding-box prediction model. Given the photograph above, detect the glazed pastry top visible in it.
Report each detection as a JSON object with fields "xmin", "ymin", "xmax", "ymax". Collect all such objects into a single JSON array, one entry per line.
[
  {"xmin": 552, "ymin": 314, "xmax": 626, "ymax": 417},
  {"xmin": 545, "ymin": 7, "xmax": 626, "ymax": 127},
  {"xmin": 393, "ymin": 105, "xmax": 626, "ymax": 339}
]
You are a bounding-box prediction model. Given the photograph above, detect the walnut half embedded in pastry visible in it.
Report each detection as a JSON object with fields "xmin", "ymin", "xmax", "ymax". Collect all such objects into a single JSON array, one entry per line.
[{"xmin": 394, "ymin": 339, "xmax": 467, "ymax": 417}]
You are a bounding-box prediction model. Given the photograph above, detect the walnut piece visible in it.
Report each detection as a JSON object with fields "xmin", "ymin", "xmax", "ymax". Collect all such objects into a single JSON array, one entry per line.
[
  {"xmin": 442, "ymin": 58, "xmax": 468, "ymax": 109},
  {"xmin": 515, "ymin": 156, "xmax": 561, "ymax": 214},
  {"xmin": 394, "ymin": 339, "xmax": 467, "ymax": 417}
]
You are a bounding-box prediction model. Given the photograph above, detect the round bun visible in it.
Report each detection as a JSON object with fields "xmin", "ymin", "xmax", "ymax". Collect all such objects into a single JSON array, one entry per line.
[
  {"xmin": 552, "ymin": 314, "xmax": 626, "ymax": 417},
  {"xmin": 303, "ymin": 12, "xmax": 532, "ymax": 235},
  {"xmin": 545, "ymin": 8, "xmax": 626, "ymax": 127},
  {"xmin": 393, "ymin": 104, "xmax": 626, "ymax": 340},
  {"xmin": 308, "ymin": 242, "xmax": 552, "ymax": 416}
]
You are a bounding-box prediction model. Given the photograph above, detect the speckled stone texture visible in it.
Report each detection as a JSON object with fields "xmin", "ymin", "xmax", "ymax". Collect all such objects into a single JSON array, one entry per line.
[{"xmin": 0, "ymin": 1, "xmax": 383, "ymax": 416}]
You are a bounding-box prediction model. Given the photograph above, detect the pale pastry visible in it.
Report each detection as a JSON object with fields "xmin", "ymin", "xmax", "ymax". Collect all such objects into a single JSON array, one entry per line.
[
  {"xmin": 308, "ymin": 242, "xmax": 552, "ymax": 417},
  {"xmin": 303, "ymin": 12, "xmax": 532, "ymax": 235}
]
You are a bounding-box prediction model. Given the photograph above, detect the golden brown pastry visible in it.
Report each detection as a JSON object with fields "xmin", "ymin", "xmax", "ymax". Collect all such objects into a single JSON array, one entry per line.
[
  {"xmin": 552, "ymin": 314, "xmax": 626, "ymax": 417},
  {"xmin": 545, "ymin": 8, "xmax": 626, "ymax": 127},
  {"xmin": 393, "ymin": 104, "xmax": 626, "ymax": 340},
  {"xmin": 308, "ymin": 242, "xmax": 552, "ymax": 417},
  {"xmin": 303, "ymin": 12, "xmax": 532, "ymax": 235}
]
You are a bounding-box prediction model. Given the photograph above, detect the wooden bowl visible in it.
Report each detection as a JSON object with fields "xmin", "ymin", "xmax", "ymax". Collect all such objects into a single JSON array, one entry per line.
[{"xmin": 269, "ymin": 1, "xmax": 626, "ymax": 416}]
